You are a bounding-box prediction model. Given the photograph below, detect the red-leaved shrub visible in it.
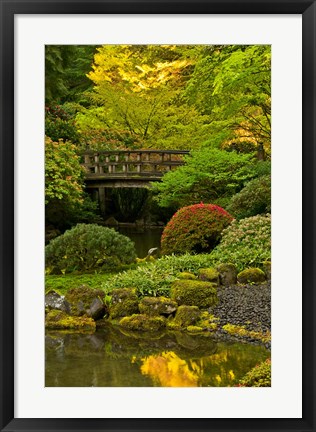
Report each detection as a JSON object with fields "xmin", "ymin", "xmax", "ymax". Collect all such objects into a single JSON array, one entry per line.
[{"xmin": 161, "ymin": 203, "xmax": 233, "ymax": 255}]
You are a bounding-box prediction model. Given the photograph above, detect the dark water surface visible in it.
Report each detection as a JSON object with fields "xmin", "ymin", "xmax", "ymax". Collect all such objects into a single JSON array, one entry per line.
[
  {"xmin": 115, "ymin": 226, "xmax": 163, "ymax": 258},
  {"xmin": 45, "ymin": 325, "xmax": 269, "ymax": 387}
]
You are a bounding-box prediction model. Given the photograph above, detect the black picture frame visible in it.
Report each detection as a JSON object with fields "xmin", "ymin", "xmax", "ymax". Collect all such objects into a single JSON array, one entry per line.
[{"xmin": 0, "ymin": 1, "xmax": 315, "ymax": 431}]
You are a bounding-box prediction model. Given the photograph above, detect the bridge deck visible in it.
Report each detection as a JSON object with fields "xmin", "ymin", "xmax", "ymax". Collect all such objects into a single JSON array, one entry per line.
[{"xmin": 83, "ymin": 149, "xmax": 189, "ymax": 187}]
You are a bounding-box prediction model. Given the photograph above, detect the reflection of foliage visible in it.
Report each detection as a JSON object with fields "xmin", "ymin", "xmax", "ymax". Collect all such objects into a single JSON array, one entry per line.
[
  {"xmin": 140, "ymin": 343, "xmax": 270, "ymax": 387},
  {"xmin": 141, "ymin": 351, "xmax": 199, "ymax": 387},
  {"xmin": 46, "ymin": 327, "xmax": 270, "ymax": 387}
]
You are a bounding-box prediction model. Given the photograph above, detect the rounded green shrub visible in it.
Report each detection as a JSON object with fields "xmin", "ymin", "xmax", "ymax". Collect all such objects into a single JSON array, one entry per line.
[
  {"xmin": 210, "ymin": 214, "xmax": 271, "ymax": 272},
  {"xmin": 45, "ymin": 223, "xmax": 137, "ymax": 274},
  {"xmin": 227, "ymin": 175, "xmax": 271, "ymax": 219},
  {"xmin": 161, "ymin": 203, "xmax": 233, "ymax": 255}
]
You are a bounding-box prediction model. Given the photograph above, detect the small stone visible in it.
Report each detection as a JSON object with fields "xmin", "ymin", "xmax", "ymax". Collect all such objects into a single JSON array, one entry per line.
[{"xmin": 216, "ymin": 263, "xmax": 237, "ymax": 286}]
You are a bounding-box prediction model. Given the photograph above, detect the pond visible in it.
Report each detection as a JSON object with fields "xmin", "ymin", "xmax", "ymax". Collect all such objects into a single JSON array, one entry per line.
[
  {"xmin": 114, "ymin": 226, "xmax": 163, "ymax": 258},
  {"xmin": 45, "ymin": 324, "xmax": 270, "ymax": 387}
]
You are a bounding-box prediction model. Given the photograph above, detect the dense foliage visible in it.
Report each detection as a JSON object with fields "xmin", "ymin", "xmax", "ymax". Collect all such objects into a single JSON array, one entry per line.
[
  {"xmin": 45, "ymin": 136, "xmax": 84, "ymax": 205},
  {"xmin": 210, "ymin": 214, "xmax": 271, "ymax": 271},
  {"xmin": 152, "ymin": 148, "xmax": 256, "ymax": 209},
  {"xmin": 45, "ymin": 104, "xmax": 80, "ymax": 143},
  {"xmin": 161, "ymin": 203, "xmax": 233, "ymax": 255},
  {"xmin": 238, "ymin": 358, "xmax": 271, "ymax": 387},
  {"xmin": 45, "ymin": 224, "xmax": 137, "ymax": 274},
  {"xmin": 45, "ymin": 137, "xmax": 100, "ymax": 229},
  {"xmin": 227, "ymin": 175, "xmax": 271, "ymax": 219}
]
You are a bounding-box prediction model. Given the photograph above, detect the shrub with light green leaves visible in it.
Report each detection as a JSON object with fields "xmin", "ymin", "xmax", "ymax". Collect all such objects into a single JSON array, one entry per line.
[
  {"xmin": 227, "ymin": 175, "xmax": 271, "ymax": 219},
  {"xmin": 210, "ymin": 214, "xmax": 271, "ymax": 272},
  {"xmin": 45, "ymin": 223, "xmax": 136, "ymax": 274}
]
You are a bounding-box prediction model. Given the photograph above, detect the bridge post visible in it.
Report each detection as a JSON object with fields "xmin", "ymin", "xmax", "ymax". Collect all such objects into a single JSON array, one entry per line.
[{"xmin": 98, "ymin": 187, "xmax": 107, "ymax": 216}]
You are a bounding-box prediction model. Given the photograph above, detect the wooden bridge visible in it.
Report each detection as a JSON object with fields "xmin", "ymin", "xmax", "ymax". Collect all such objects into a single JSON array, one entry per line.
[{"xmin": 83, "ymin": 150, "xmax": 189, "ymax": 189}]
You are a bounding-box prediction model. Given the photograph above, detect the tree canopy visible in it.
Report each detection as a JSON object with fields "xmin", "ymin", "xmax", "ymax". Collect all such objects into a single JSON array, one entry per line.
[{"xmin": 45, "ymin": 44, "xmax": 271, "ymax": 225}]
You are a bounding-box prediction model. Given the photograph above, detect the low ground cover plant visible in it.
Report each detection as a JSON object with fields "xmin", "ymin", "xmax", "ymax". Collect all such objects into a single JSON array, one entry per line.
[
  {"xmin": 210, "ymin": 214, "xmax": 271, "ymax": 272},
  {"xmin": 238, "ymin": 358, "xmax": 271, "ymax": 387}
]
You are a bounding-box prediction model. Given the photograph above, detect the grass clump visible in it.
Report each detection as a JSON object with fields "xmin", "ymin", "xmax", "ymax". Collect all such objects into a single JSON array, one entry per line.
[{"xmin": 102, "ymin": 253, "xmax": 214, "ymax": 298}]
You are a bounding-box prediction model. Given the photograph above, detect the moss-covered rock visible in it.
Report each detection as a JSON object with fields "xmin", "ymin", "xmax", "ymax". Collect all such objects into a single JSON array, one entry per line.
[
  {"xmin": 262, "ymin": 261, "xmax": 271, "ymax": 281},
  {"xmin": 177, "ymin": 272, "xmax": 197, "ymax": 280},
  {"xmin": 198, "ymin": 268, "xmax": 220, "ymax": 285},
  {"xmin": 237, "ymin": 268, "xmax": 266, "ymax": 284},
  {"xmin": 197, "ymin": 311, "xmax": 220, "ymax": 331},
  {"xmin": 45, "ymin": 290, "xmax": 70, "ymax": 313},
  {"xmin": 171, "ymin": 305, "xmax": 201, "ymax": 328},
  {"xmin": 139, "ymin": 296, "xmax": 178, "ymax": 316},
  {"xmin": 118, "ymin": 314, "xmax": 166, "ymax": 331},
  {"xmin": 216, "ymin": 263, "xmax": 237, "ymax": 286},
  {"xmin": 222, "ymin": 323, "xmax": 271, "ymax": 343},
  {"xmin": 170, "ymin": 280, "xmax": 218, "ymax": 308},
  {"xmin": 109, "ymin": 288, "xmax": 139, "ymax": 319},
  {"xmin": 186, "ymin": 325, "xmax": 204, "ymax": 333},
  {"xmin": 64, "ymin": 285, "xmax": 106, "ymax": 320},
  {"xmin": 45, "ymin": 310, "xmax": 96, "ymax": 332}
]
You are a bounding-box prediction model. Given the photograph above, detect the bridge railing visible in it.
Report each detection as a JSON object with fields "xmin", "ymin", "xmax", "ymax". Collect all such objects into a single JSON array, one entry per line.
[{"xmin": 82, "ymin": 150, "xmax": 189, "ymax": 178}]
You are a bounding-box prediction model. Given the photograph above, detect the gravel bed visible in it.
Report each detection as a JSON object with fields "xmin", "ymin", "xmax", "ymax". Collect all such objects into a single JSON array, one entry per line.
[{"xmin": 209, "ymin": 282, "xmax": 271, "ymax": 347}]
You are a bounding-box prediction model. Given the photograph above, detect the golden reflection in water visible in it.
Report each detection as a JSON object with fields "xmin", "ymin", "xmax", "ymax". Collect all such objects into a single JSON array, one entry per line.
[
  {"xmin": 139, "ymin": 350, "xmax": 238, "ymax": 387},
  {"xmin": 140, "ymin": 351, "xmax": 199, "ymax": 387}
]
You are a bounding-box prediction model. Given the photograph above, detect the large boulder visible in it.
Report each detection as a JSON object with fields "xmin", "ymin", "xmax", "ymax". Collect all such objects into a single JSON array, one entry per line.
[
  {"xmin": 139, "ymin": 296, "xmax": 178, "ymax": 316},
  {"xmin": 237, "ymin": 268, "xmax": 266, "ymax": 284},
  {"xmin": 45, "ymin": 310, "xmax": 96, "ymax": 332},
  {"xmin": 118, "ymin": 314, "xmax": 166, "ymax": 331},
  {"xmin": 109, "ymin": 288, "xmax": 139, "ymax": 319},
  {"xmin": 170, "ymin": 280, "xmax": 218, "ymax": 308},
  {"xmin": 216, "ymin": 263, "xmax": 237, "ymax": 286},
  {"xmin": 45, "ymin": 290, "xmax": 70, "ymax": 313},
  {"xmin": 64, "ymin": 285, "xmax": 106, "ymax": 320}
]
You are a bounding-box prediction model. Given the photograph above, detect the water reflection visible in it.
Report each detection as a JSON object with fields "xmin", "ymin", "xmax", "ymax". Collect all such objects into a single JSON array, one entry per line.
[{"xmin": 45, "ymin": 324, "xmax": 270, "ymax": 387}]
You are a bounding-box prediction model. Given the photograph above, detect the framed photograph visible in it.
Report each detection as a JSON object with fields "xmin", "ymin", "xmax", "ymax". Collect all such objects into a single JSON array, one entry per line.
[{"xmin": 1, "ymin": 1, "xmax": 315, "ymax": 431}]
